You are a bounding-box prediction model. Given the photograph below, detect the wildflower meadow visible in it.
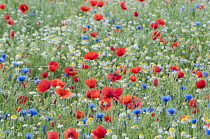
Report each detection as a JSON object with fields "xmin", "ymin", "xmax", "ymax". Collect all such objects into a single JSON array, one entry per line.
[{"xmin": 0, "ymin": 0, "xmax": 210, "ymax": 139}]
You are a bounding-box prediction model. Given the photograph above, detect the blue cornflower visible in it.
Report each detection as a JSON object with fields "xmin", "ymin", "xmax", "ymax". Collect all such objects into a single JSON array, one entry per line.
[
  {"xmin": 20, "ymin": 110, "xmax": 27, "ymax": 116},
  {"xmin": 28, "ymin": 109, "xmax": 38, "ymax": 115},
  {"xmin": 148, "ymin": 107, "xmax": 155, "ymax": 112},
  {"xmin": 45, "ymin": 116, "xmax": 53, "ymax": 120},
  {"xmin": 196, "ymin": 4, "xmax": 200, "ymax": 8},
  {"xmin": 34, "ymin": 79, "xmax": 40, "ymax": 84},
  {"xmin": 26, "ymin": 133, "xmax": 34, "ymax": 139},
  {"xmin": 161, "ymin": 96, "xmax": 171, "ymax": 102},
  {"xmin": 17, "ymin": 75, "xmax": 27, "ymax": 82},
  {"xmin": 29, "ymin": 14, "xmax": 35, "ymax": 17},
  {"xmin": 21, "ymin": 68, "xmax": 29, "ymax": 73},
  {"xmin": 82, "ymin": 118, "xmax": 88, "ymax": 124},
  {"xmin": 96, "ymin": 113, "xmax": 104, "ymax": 118},
  {"xmin": 141, "ymin": 108, "xmax": 147, "ymax": 113},
  {"xmin": 184, "ymin": 94, "xmax": 193, "ymax": 100},
  {"xmin": 146, "ymin": 76, "xmax": 150, "ymax": 80},
  {"xmin": 112, "ymin": 18, "xmax": 116, "ymax": 22},
  {"xmin": 194, "ymin": 63, "xmax": 200, "ymax": 67},
  {"xmin": 115, "ymin": 25, "xmax": 121, "ymax": 29},
  {"xmin": 191, "ymin": 119, "xmax": 197, "ymax": 124},
  {"xmin": 88, "ymin": 103, "xmax": 95, "ymax": 108},
  {"xmin": 142, "ymin": 84, "xmax": 148, "ymax": 88},
  {"xmin": 208, "ymin": 103, "xmax": 210, "ymax": 107},
  {"xmin": 206, "ymin": 129, "xmax": 210, "ymax": 135},
  {"xmin": 166, "ymin": 108, "xmax": 176, "ymax": 115},
  {"xmin": 43, "ymin": 126, "xmax": 46, "ymax": 132},
  {"xmin": 82, "ymin": 36, "xmax": 88, "ymax": 40},
  {"xmin": 136, "ymin": 25, "xmax": 142, "ymax": 29},
  {"xmin": 180, "ymin": 86, "xmax": 186, "ymax": 90},
  {"xmin": 95, "ymin": 39, "xmax": 100, "ymax": 42},
  {"xmin": 133, "ymin": 109, "xmax": 141, "ymax": 115},
  {"xmin": 11, "ymin": 61, "xmax": 20, "ymax": 66},
  {"xmin": 1, "ymin": 54, "xmax": 7, "ymax": 58},
  {"xmin": 190, "ymin": 8, "xmax": 196, "ymax": 11},
  {"xmin": 106, "ymin": 12, "xmax": 110, "ymax": 15},
  {"xmin": 202, "ymin": 71, "xmax": 208, "ymax": 77},
  {"xmin": 195, "ymin": 21, "xmax": 201, "ymax": 25},
  {"xmin": 93, "ymin": 10, "xmax": 97, "ymax": 13},
  {"xmin": 86, "ymin": 25, "xmax": 91, "ymax": 28},
  {"xmin": 0, "ymin": 58, "xmax": 6, "ymax": 63}
]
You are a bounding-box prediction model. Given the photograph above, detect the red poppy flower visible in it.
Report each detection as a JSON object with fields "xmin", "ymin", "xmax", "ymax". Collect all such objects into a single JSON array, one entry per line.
[
  {"xmin": 74, "ymin": 110, "xmax": 85, "ymax": 119},
  {"xmin": 80, "ymin": 5, "xmax": 92, "ymax": 11},
  {"xmin": 150, "ymin": 22, "xmax": 159, "ymax": 29},
  {"xmin": 85, "ymin": 78, "xmax": 97, "ymax": 88},
  {"xmin": 93, "ymin": 14, "xmax": 104, "ymax": 21},
  {"xmin": 84, "ymin": 51, "xmax": 99, "ymax": 60},
  {"xmin": 151, "ymin": 113, "xmax": 156, "ymax": 117},
  {"xmin": 138, "ymin": 0, "xmax": 145, "ymax": 1},
  {"xmin": 19, "ymin": 4, "xmax": 29, "ymax": 14},
  {"xmin": 92, "ymin": 125, "xmax": 107, "ymax": 139},
  {"xmin": 90, "ymin": 32, "xmax": 98, "ymax": 37},
  {"xmin": 55, "ymin": 88, "xmax": 71, "ymax": 98},
  {"xmin": 115, "ymin": 47, "xmax": 126, "ymax": 56},
  {"xmin": 113, "ymin": 28, "xmax": 121, "ymax": 32},
  {"xmin": 73, "ymin": 76, "xmax": 80, "ymax": 82},
  {"xmin": 119, "ymin": 95, "xmax": 142, "ymax": 109},
  {"xmin": 153, "ymin": 66, "xmax": 161, "ymax": 73},
  {"xmin": 130, "ymin": 66, "xmax": 142, "ymax": 73},
  {"xmin": 37, "ymin": 79, "xmax": 51, "ymax": 92},
  {"xmin": 89, "ymin": 0, "xmax": 98, "ymax": 6},
  {"xmin": 51, "ymin": 79, "xmax": 66, "ymax": 88},
  {"xmin": 129, "ymin": 76, "xmax": 137, "ymax": 82},
  {"xmin": 17, "ymin": 95, "xmax": 28, "ymax": 104},
  {"xmin": 10, "ymin": 30, "xmax": 15, "ymax": 38},
  {"xmin": 133, "ymin": 12, "xmax": 139, "ymax": 17},
  {"xmin": 171, "ymin": 42, "xmax": 180, "ymax": 49},
  {"xmin": 117, "ymin": 66, "xmax": 127, "ymax": 74},
  {"xmin": 63, "ymin": 67, "xmax": 78, "ymax": 76},
  {"xmin": 198, "ymin": 5, "xmax": 204, "ymax": 10},
  {"xmin": 0, "ymin": 3, "xmax": 6, "ymax": 9},
  {"xmin": 168, "ymin": 65, "xmax": 180, "ymax": 71},
  {"xmin": 64, "ymin": 127, "xmax": 79, "ymax": 139},
  {"xmin": 107, "ymin": 72, "xmax": 122, "ymax": 82},
  {"xmin": 118, "ymin": 95, "xmax": 133, "ymax": 105},
  {"xmin": 110, "ymin": 46, "xmax": 115, "ymax": 51},
  {"xmin": 104, "ymin": 116, "xmax": 113, "ymax": 122},
  {"xmin": 86, "ymin": 89, "xmax": 100, "ymax": 99},
  {"xmin": 119, "ymin": 1, "xmax": 128, "ymax": 10},
  {"xmin": 160, "ymin": 37, "xmax": 167, "ymax": 43},
  {"xmin": 41, "ymin": 72, "xmax": 49, "ymax": 78},
  {"xmin": 82, "ymin": 64, "xmax": 91, "ymax": 69},
  {"xmin": 152, "ymin": 31, "xmax": 161, "ymax": 40},
  {"xmin": 4, "ymin": 14, "xmax": 10, "ymax": 20},
  {"xmin": 47, "ymin": 131, "xmax": 59, "ymax": 139},
  {"xmin": 189, "ymin": 98, "xmax": 197, "ymax": 107},
  {"xmin": 191, "ymin": 106, "xmax": 199, "ymax": 114},
  {"xmin": 99, "ymin": 96, "xmax": 112, "ymax": 110},
  {"xmin": 196, "ymin": 80, "xmax": 206, "ymax": 88},
  {"xmin": 190, "ymin": 45, "xmax": 195, "ymax": 50},
  {"xmin": 7, "ymin": 19, "xmax": 15, "ymax": 25},
  {"xmin": 196, "ymin": 71, "xmax": 203, "ymax": 77},
  {"xmin": 156, "ymin": 18, "xmax": 166, "ymax": 26},
  {"xmin": 80, "ymin": 27, "xmax": 88, "ymax": 33},
  {"xmin": 177, "ymin": 71, "xmax": 184, "ymax": 78},
  {"xmin": 152, "ymin": 79, "xmax": 158, "ymax": 86},
  {"xmin": 48, "ymin": 61, "xmax": 59, "ymax": 72},
  {"xmin": 102, "ymin": 86, "xmax": 123, "ymax": 99},
  {"xmin": 15, "ymin": 107, "xmax": 22, "ymax": 112},
  {"xmin": 97, "ymin": 1, "xmax": 104, "ymax": 7}
]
